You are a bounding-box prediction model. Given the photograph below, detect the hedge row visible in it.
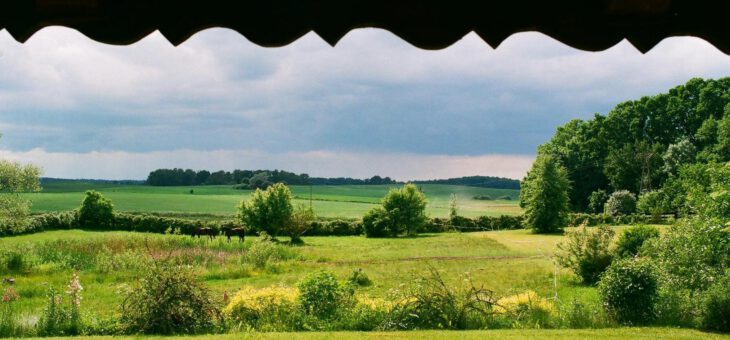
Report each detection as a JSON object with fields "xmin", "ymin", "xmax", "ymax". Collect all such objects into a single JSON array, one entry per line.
[{"xmin": 24, "ymin": 211, "xmax": 526, "ymax": 237}]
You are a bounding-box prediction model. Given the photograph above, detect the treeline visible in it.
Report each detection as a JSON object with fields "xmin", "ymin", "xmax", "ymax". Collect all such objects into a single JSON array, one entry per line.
[
  {"xmin": 538, "ymin": 77, "xmax": 730, "ymax": 212},
  {"xmin": 146, "ymin": 168, "xmax": 396, "ymax": 188},
  {"xmin": 413, "ymin": 175, "xmax": 519, "ymax": 189}
]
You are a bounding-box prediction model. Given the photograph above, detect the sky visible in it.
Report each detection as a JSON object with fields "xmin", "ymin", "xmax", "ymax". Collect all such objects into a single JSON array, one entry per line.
[{"xmin": 1, "ymin": 27, "xmax": 730, "ymax": 180}]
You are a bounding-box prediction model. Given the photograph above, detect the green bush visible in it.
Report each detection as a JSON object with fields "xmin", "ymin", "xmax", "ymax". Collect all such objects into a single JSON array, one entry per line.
[
  {"xmin": 237, "ymin": 183, "xmax": 293, "ymax": 237},
  {"xmin": 297, "ymin": 270, "xmax": 353, "ymax": 319},
  {"xmin": 605, "ymin": 190, "xmax": 637, "ymax": 216},
  {"xmin": 362, "ymin": 207, "xmax": 390, "ymax": 238},
  {"xmin": 614, "ymin": 225, "xmax": 660, "ymax": 259},
  {"xmin": 588, "ymin": 189, "xmax": 609, "ymax": 214},
  {"xmin": 120, "ymin": 262, "xmax": 220, "ymax": 334},
  {"xmin": 699, "ymin": 270, "xmax": 730, "ymax": 332},
  {"xmin": 347, "ymin": 268, "xmax": 372, "ymax": 287},
  {"xmin": 598, "ymin": 258, "xmax": 658, "ymax": 325},
  {"xmin": 77, "ymin": 191, "xmax": 114, "ymax": 229},
  {"xmin": 556, "ymin": 225, "xmax": 615, "ymax": 285},
  {"xmin": 363, "ymin": 184, "xmax": 427, "ymax": 237},
  {"xmin": 636, "ymin": 191, "xmax": 668, "ymax": 222},
  {"xmin": 240, "ymin": 237, "xmax": 298, "ymax": 269}
]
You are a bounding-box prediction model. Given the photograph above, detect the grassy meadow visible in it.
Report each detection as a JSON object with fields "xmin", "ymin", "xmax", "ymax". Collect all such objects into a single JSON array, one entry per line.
[
  {"xmin": 24, "ymin": 182, "xmax": 521, "ymax": 218},
  {"xmin": 1, "ymin": 226, "xmax": 695, "ymax": 338}
]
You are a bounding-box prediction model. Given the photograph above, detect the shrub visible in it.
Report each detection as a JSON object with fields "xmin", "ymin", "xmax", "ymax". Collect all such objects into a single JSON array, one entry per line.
[
  {"xmin": 598, "ymin": 258, "xmax": 658, "ymax": 325},
  {"xmin": 387, "ymin": 268, "xmax": 497, "ymax": 330},
  {"xmin": 77, "ymin": 191, "xmax": 114, "ymax": 229},
  {"xmin": 362, "ymin": 207, "xmax": 390, "ymax": 238},
  {"xmin": 699, "ymin": 270, "xmax": 730, "ymax": 332},
  {"xmin": 240, "ymin": 236, "xmax": 298, "ymax": 269},
  {"xmin": 237, "ymin": 183, "xmax": 293, "ymax": 237},
  {"xmin": 605, "ymin": 190, "xmax": 636, "ymax": 216},
  {"xmin": 224, "ymin": 286, "xmax": 300, "ymax": 331},
  {"xmin": 347, "ymin": 268, "xmax": 372, "ymax": 287},
  {"xmin": 379, "ymin": 183, "xmax": 428, "ymax": 236},
  {"xmin": 614, "ymin": 225, "xmax": 660, "ymax": 259},
  {"xmin": 588, "ymin": 189, "xmax": 609, "ymax": 214},
  {"xmin": 120, "ymin": 262, "xmax": 220, "ymax": 334},
  {"xmin": 520, "ymin": 154, "xmax": 571, "ymax": 233},
  {"xmin": 556, "ymin": 224, "xmax": 615, "ymax": 285},
  {"xmin": 285, "ymin": 205, "xmax": 315, "ymax": 244},
  {"xmin": 297, "ymin": 270, "xmax": 354, "ymax": 319},
  {"xmin": 637, "ymin": 191, "xmax": 668, "ymax": 222}
]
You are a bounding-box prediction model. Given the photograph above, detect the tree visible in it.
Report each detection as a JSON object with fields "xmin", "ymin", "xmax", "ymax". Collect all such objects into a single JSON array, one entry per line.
[
  {"xmin": 237, "ymin": 183, "xmax": 293, "ymax": 237},
  {"xmin": 588, "ymin": 189, "xmax": 609, "ymax": 214},
  {"xmin": 77, "ymin": 190, "xmax": 114, "ymax": 229},
  {"xmin": 363, "ymin": 184, "xmax": 427, "ymax": 237},
  {"xmin": 448, "ymin": 193, "xmax": 458, "ymax": 223},
  {"xmin": 285, "ymin": 204, "xmax": 315, "ymax": 244},
  {"xmin": 248, "ymin": 171, "xmax": 271, "ymax": 190},
  {"xmin": 519, "ymin": 155, "xmax": 571, "ymax": 233},
  {"xmin": 663, "ymin": 138, "xmax": 696, "ymax": 176},
  {"xmin": 0, "ymin": 160, "xmax": 41, "ymax": 235}
]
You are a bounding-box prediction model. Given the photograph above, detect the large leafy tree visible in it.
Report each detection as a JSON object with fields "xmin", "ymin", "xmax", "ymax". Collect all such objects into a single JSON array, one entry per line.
[
  {"xmin": 520, "ymin": 155, "xmax": 571, "ymax": 233},
  {"xmin": 237, "ymin": 182, "xmax": 293, "ymax": 237}
]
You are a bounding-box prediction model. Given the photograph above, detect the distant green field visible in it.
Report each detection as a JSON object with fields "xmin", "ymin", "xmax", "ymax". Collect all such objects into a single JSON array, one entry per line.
[{"xmin": 26, "ymin": 182, "xmax": 521, "ymax": 218}]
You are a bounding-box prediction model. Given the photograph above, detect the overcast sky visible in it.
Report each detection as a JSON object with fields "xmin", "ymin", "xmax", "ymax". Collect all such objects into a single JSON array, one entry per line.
[{"xmin": 1, "ymin": 27, "xmax": 730, "ymax": 180}]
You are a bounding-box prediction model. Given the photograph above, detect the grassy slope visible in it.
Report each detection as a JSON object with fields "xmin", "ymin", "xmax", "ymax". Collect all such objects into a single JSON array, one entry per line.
[{"xmin": 25, "ymin": 183, "xmax": 521, "ymax": 218}]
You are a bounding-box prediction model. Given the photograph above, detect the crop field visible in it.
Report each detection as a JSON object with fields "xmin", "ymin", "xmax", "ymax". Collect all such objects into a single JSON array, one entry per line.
[{"xmin": 24, "ymin": 182, "xmax": 521, "ymax": 218}]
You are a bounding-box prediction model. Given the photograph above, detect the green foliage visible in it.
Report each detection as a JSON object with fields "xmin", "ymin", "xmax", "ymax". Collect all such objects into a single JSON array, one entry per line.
[
  {"xmin": 604, "ymin": 190, "xmax": 636, "ymax": 216},
  {"xmin": 36, "ymin": 274, "xmax": 84, "ymax": 336},
  {"xmin": 699, "ymin": 270, "xmax": 730, "ymax": 333},
  {"xmin": 663, "ymin": 138, "xmax": 696, "ymax": 176},
  {"xmin": 347, "ymin": 268, "xmax": 372, "ymax": 287},
  {"xmin": 588, "ymin": 189, "xmax": 609, "ymax": 214},
  {"xmin": 614, "ymin": 225, "xmax": 660, "ymax": 259},
  {"xmin": 387, "ymin": 268, "xmax": 498, "ymax": 330},
  {"xmin": 247, "ymin": 171, "xmax": 272, "ymax": 190},
  {"xmin": 120, "ymin": 262, "xmax": 220, "ymax": 334},
  {"xmin": 363, "ymin": 184, "xmax": 428, "ymax": 237},
  {"xmin": 598, "ymin": 258, "xmax": 658, "ymax": 325},
  {"xmin": 362, "ymin": 207, "xmax": 390, "ymax": 238},
  {"xmin": 684, "ymin": 162, "xmax": 730, "ymax": 220},
  {"xmin": 643, "ymin": 217, "xmax": 730, "ymax": 293},
  {"xmin": 520, "ymin": 155, "xmax": 570, "ymax": 233},
  {"xmin": 636, "ymin": 191, "xmax": 668, "ymax": 222},
  {"xmin": 0, "ymin": 287, "xmax": 26, "ymax": 338},
  {"xmin": 240, "ymin": 236, "xmax": 299, "ymax": 269},
  {"xmin": 286, "ymin": 204, "xmax": 315, "ymax": 243},
  {"xmin": 237, "ymin": 183, "xmax": 294, "ymax": 237},
  {"xmin": 556, "ymin": 225, "xmax": 615, "ymax": 285},
  {"xmin": 297, "ymin": 270, "xmax": 353, "ymax": 319},
  {"xmin": 0, "ymin": 160, "xmax": 41, "ymax": 235},
  {"xmin": 77, "ymin": 190, "xmax": 114, "ymax": 229}
]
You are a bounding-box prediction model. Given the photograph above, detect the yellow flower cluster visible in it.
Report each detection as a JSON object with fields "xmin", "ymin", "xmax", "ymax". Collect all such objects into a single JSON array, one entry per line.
[
  {"xmin": 223, "ymin": 286, "xmax": 299, "ymax": 321},
  {"xmin": 355, "ymin": 294, "xmax": 392, "ymax": 311},
  {"xmin": 494, "ymin": 290, "xmax": 554, "ymax": 315}
]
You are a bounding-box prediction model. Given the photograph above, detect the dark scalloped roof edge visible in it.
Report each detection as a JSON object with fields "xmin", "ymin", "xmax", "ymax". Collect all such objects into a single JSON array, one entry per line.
[{"xmin": 1, "ymin": 0, "xmax": 729, "ymax": 54}]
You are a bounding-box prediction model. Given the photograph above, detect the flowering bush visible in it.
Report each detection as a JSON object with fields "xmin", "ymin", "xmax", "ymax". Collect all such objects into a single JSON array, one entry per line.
[
  {"xmin": 36, "ymin": 273, "xmax": 85, "ymax": 337},
  {"xmin": 224, "ymin": 286, "xmax": 300, "ymax": 330}
]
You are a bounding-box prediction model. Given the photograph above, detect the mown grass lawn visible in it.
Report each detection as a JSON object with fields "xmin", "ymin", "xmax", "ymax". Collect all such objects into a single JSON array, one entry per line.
[{"xmin": 24, "ymin": 184, "xmax": 521, "ymax": 218}]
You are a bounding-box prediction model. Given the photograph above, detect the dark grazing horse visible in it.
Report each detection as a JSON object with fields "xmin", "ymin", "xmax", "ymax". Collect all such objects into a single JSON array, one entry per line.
[
  {"xmin": 193, "ymin": 227, "xmax": 216, "ymax": 241},
  {"xmin": 222, "ymin": 226, "xmax": 246, "ymax": 243}
]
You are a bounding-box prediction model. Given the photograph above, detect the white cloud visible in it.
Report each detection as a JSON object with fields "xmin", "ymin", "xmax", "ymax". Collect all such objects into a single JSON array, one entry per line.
[{"xmin": 0, "ymin": 148, "xmax": 534, "ymax": 181}]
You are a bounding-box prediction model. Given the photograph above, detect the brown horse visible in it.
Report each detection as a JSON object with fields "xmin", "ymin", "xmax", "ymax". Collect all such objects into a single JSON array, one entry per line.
[
  {"xmin": 222, "ymin": 227, "xmax": 245, "ymax": 243},
  {"xmin": 193, "ymin": 227, "xmax": 216, "ymax": 241}
]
